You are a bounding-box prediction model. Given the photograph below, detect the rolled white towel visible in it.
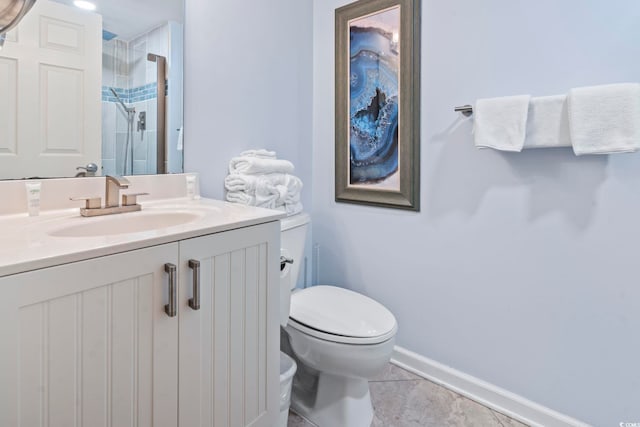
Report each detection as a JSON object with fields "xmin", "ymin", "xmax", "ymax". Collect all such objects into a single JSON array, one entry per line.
[
  {"xmin": 276, "ymin": 201, "xmax": 303, "ymax": 216},
  {"xmin": 229, "ymin": 156, "xmax": 294, "ymax": 175},
  {"xmin": 240, "ymin": 149, "xmax": 276, "ymax": 159},
  {"xmin": 255, "ymin": 175, "xmax": 303, "ymax": 206},
  {"xmin": 254, "ymin": 188, "xmax": 280, "ymax": 209},
  {"xmin": 224, "ymin": 172, "xmax": 297, "ymax": 193},
  {"xmin": 226, "ymin": 191, "xmax": 255, "ymax": 206},
  {"xmin": 227, "ymin": 186, "xmax": 303, "ymax": 214},
  {"xmin": 225, "ymin": 173, "xmax": 303, "ymax": 200},
  {"xmin": 224, "ymin": 174, "xmax": 259, "ymax": 193},
  {"xmin": 283, "ymin": 176, "xmax": 302, "ymax": 205}
]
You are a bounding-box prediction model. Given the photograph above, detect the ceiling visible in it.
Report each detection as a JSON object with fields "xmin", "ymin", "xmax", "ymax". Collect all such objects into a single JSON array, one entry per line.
[{"xmin": 51, "ymin": 0, "xmax": 183, "ymax": 41}]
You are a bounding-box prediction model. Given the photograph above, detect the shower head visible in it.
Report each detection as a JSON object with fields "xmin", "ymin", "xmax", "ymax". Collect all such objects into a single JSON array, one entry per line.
[{"xmin": 109, "ymin": 87, "xmax": 134, "ymax": 113}]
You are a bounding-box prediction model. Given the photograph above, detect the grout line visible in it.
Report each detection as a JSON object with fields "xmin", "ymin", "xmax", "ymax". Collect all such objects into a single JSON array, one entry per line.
[
  {"xmin": 492, "ymin": 410, "xmax": 508, "ymax": 427},
  {"xmin": 369, "ymin": 378, "xmax": 427, "ymax": 383}
]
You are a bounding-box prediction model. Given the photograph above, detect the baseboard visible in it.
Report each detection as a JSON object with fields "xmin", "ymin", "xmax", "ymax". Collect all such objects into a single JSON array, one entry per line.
[{"xmin": 390, "ymin": 346, "xmax": 592, "ymax": 427}]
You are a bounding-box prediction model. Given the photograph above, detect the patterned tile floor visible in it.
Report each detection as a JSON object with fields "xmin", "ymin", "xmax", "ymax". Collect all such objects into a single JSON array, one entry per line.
[{"xmin": 287, "ymin": 364, "xmax": 529, "ymax": 427}]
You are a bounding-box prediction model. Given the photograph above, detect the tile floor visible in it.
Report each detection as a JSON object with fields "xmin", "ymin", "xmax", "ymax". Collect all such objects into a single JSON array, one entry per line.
[{"xmin": 287, "ymin": 364, "xmax": 529, "ymax": 427}]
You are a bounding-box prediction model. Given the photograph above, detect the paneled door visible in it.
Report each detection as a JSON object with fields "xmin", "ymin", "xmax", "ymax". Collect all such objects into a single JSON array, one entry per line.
[
  {"xmin": 178, "ymin": 222, "xmax": 280, "ymax": 427},
  {"xmin": 0, "ymin": 243, "xmax": 179, "ymax": 427},
  {"xmin": 0, "ymin": 0, "xmax": 101, "ymax": 179}
]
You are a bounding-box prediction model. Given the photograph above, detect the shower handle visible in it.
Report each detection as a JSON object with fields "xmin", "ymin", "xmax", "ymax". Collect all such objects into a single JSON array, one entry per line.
[{"xmin": 137, "ymin": 111, "xmax": 146, "ymax": 132}]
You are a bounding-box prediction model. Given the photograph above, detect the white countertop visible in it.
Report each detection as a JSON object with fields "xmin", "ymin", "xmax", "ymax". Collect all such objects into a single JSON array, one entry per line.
[{"xmin": 0, "ymin": 197, "xmax": 285, "ymax": 277}]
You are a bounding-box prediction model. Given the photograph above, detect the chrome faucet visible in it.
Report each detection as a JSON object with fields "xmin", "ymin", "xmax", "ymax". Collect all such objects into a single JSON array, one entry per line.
[
  {"xmin": 70, "ymin": 175, "xmax": 148, "ymax": 217},
  {"xmin": 105, "ymin": 175, "xmax": 129, "ymax": 207}
]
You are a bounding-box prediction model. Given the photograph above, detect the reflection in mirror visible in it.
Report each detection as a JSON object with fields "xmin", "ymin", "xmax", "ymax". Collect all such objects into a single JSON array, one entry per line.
[
  {"xmin": 0, "ymin": 0, "xmax": 184, "ymax": 179},
  {"xmin": 0, "ymin": 0, "xmax": 38, "ymax": 48}
]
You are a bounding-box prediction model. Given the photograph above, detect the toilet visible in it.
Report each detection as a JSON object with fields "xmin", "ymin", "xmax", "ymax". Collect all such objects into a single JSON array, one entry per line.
[{"xmin": 280, "ymin": 213, "xmax": 397, "ymax": 427}]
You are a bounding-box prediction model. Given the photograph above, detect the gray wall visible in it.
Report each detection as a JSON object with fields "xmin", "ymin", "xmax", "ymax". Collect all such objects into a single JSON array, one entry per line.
[
  {"xmin": 312, "ymin": 1, "xmax": 640, "ymax": 426},
  {"xmin": 184, "ymin": 0, "xmax": 313, "ymax": 213}
]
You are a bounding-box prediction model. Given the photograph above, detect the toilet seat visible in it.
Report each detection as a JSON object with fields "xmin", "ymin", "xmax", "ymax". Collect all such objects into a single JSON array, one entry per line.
[{"xmin": 288, "ymin": 285, "xmax": 397, "ymax": 345}]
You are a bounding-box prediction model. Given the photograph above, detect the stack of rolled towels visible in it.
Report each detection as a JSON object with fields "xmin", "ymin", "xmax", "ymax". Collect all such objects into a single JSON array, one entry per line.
[{"xmin": 225, "ymin": 150, "xmax": 303, "ymax": 216}]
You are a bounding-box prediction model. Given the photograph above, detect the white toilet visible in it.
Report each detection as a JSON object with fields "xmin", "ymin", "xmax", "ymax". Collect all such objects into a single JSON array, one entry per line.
[{"xmin": 279, "ymin": 213, "xmax": 397, "ymax": 427}]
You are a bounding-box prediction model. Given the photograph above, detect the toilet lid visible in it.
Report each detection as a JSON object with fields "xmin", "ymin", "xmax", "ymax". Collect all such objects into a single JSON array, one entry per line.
[{"xmin": 289, "ymin": 286, "xmax": 397, "ymax": 341}]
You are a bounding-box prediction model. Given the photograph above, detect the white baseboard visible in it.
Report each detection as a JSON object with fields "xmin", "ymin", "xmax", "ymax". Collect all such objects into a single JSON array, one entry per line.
[{"xmin": 390, "ymin": 346, "xmax": 592, "ymax": 427}]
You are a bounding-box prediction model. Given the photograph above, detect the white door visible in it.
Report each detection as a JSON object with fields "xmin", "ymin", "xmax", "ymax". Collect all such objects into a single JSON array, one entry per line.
[
  {"xmin": 0, "ymin": 0, "xmax": 101, "ymax": 179},
  {"xmin": 178, "ymin": 223, "xmax": 280, "ymax": 427},
  {"xmin": 0, "ymin": 243, "xmax": 179, "ymax": 427}
]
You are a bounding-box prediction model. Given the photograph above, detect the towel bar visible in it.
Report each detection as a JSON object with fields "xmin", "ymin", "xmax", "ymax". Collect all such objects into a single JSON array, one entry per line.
[{"xmin": 454, "ymin": 105, "xmax": 473, "ymax": 117}]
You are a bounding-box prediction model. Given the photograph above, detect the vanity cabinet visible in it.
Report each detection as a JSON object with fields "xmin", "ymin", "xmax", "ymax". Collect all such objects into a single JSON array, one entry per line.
[{"xmin": 0, "ymin": 222, "xmax": 279, "ymax": 427}]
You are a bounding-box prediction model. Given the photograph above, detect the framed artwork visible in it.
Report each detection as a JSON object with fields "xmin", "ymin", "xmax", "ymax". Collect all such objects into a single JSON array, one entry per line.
[{"xmin": 335, "ymin": 0, "xmax": 421, "ymax": 211}]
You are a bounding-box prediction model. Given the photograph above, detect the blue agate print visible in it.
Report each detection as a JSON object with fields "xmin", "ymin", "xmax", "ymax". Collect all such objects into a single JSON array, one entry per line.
[{"xmin": 349, "ymin": 8, "xmax": 400, "ymax": 187}]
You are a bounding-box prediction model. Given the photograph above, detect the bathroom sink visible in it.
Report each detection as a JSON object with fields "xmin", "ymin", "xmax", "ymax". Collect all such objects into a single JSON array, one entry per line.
[{"xmin": 49, "ymin": 210, "xmax": 204, "ymax": 238}]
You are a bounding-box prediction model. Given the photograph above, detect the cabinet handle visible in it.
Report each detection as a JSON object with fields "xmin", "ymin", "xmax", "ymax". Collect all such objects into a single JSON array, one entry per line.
[
  {"xmin": 164, "ymin": 263, "xmax": 177, "ymax": 317},
  {"xmin": 188, "ymin": 259, "xmax": 201, "ymax": 310}
]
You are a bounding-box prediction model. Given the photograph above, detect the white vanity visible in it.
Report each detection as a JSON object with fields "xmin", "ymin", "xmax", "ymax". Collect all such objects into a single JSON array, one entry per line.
[{"xmin": 0, "ymin": 174, "xmax": 283, "ymax": 427}]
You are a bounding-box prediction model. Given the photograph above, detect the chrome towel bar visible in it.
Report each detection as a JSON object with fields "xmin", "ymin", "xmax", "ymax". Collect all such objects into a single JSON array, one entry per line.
[{"xmin": 454, "ymin": 105, "xmax": 474, "ymax": 117}]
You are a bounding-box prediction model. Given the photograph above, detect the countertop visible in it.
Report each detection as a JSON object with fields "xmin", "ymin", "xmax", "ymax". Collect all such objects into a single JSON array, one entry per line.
[{"xmin": 0, "ymin": 197, "xmax": 285, "ymax": 277}]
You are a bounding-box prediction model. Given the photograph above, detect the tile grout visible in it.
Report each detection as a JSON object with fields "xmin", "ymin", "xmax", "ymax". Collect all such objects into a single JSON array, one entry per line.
[{"xmin": 369, "ymin": 378, "xmax": 428, "ymax": 383}]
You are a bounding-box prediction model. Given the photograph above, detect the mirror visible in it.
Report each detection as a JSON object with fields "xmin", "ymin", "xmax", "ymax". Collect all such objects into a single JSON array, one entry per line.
[
  {"xmin": 0, "ymin": 0, "xmax": 37, "ymax": 47},
  {"xmin": 0, "ymin": 0, "xmax": 184, "ymax": 179}
]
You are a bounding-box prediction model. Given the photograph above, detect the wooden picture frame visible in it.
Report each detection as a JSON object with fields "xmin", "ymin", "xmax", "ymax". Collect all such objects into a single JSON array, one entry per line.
[{"xmin": 335, "ymin": 0, "xmax": 421, "ymax": 211}]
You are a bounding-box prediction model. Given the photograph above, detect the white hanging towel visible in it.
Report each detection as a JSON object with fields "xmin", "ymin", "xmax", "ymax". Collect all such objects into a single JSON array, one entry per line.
[
  {"xmin": 568, "ymin": 83, "xmax": 640, "ymax": 155},
  {"xmin": 524, "ymin": 95, "xmax": 571, "ymax": 148},
  {"xmin": 229, "ymin": 156, "xmax": 294, "ymax": 175},
  {"xmin": 473, "ymin": 95, "xmax": 531, "ymax": 152}
]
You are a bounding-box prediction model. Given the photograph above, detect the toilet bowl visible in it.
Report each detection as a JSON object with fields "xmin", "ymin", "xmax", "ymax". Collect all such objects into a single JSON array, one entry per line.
[{"xmin": 280, "ymin": 214, "xmax": 397, "ymax": 427}]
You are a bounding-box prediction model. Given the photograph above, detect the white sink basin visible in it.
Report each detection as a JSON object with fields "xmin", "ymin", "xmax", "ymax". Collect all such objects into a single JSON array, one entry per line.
[{"xmin": 49, "ymin": 210, "xmax": 204, "ymax": 238}]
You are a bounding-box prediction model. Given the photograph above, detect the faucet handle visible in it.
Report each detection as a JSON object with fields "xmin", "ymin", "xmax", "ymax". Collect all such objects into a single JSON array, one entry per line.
[
  {"xmin": 70, "ymin": 196, "xmax": 102, "ymax": 209},
  {"xmin": 122, "ymin": 192, "xmax": 149, "ymax": 206}
]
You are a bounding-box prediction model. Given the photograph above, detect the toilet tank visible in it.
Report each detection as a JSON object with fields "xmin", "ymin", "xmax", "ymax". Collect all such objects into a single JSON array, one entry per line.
[{"xmin": 279, "ymin": 213, "xmax": 310, "ymax": 327}]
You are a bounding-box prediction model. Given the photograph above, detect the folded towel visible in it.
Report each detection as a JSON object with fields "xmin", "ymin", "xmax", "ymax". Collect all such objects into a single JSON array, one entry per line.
[
  {"xmin": 226, "ymin": 187, "xmax": 302, "ymax": 214},
  {"xmin": 474, "ymin": 95, "xmax": 531, "ymax": 152},
  {"xmin": 254, "ymin": 175, "xmax": 303, "ymax": 206},
  {"xmin": 225, "ymin": 173, "xmax": 303, "ymax": 215},
  {"xmin": 524, "ymin": 95, "xmax": 571, "ymax": 148},
  {"xmin": 229, "ymin": 156, "xmax": 294, "ymax": 175},
  {"xmin": 227, "ymin": 189, "xmax": 278, "ymax": 209},
  {"xmin": 226, "ymin": 191, "xmax": 255, "ymax": 205},
  {"xmin": 224, "ymin": 174, "xmax": 260, "ymax": 193},
  {"xmin": 254, "ymin": 189, "xmax": 282, "ymax": 209},
  {"xmin": 568, "ymin": 83, "xmax": 640, "ymax": 155},
  {"xmin": 277, "ymin": 201, "xmax": 303, "ymax": 216},
  {"xmin": 240, "ymin": 149, "xmax": 276, "ymax": 159},
  {"xmin": 224, "ymin": 172, "xmax": 299, "ymax": 193}
]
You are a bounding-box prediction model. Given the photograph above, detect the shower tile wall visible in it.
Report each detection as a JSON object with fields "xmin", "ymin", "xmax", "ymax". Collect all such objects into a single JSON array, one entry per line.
[
  {"xmin": 101, "ymin": 25, "xmax": 170, "ymax": 176},
  {"xmin": 102, "ymin": 38, "xmax": 128, "ymax": 176}
]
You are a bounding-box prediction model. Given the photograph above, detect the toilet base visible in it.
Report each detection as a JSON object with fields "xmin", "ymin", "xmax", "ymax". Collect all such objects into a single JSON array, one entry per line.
[{"xmin": 291, "ymin": 372, "xmax": 373, "ymax": 427}]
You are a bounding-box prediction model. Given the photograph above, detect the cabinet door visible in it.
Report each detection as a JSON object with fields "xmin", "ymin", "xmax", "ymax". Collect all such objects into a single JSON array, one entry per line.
[
  {"xmin": 178, "ymin": 222, "xmax": 280, "ymax": 427},
  {"xmin": 0, "ymin": 243, "xmax": 179, "ymax": 427}
]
